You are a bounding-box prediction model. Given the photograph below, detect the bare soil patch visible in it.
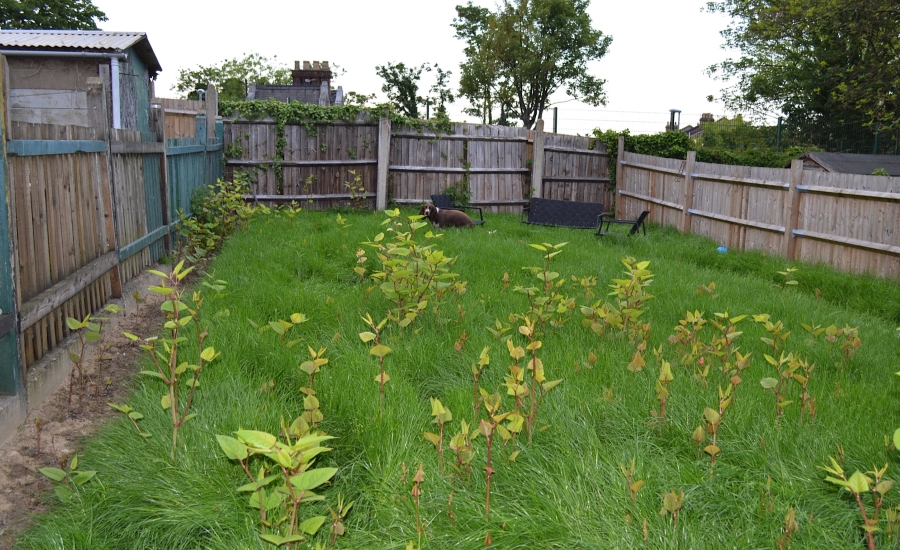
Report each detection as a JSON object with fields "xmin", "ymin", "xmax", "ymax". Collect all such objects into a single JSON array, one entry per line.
[{"xmin": 0, "ymin": 278, "xmax": 167, "ymax": 549}]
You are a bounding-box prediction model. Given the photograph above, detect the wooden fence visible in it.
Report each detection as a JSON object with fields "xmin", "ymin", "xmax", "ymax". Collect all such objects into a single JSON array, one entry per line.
[
  {"xmin": 615, "ymin": 136, "xmax": 900, "ymax": 278},
  {"xmin": 0, "ymin": 73, "xmax": 223, "ymax": 437},
  {"xmin": 224, "ymin": 118, "xmax": 611, "ymax": 212}
]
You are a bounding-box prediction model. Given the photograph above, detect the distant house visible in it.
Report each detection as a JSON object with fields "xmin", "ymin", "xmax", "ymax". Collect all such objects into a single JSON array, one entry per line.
[
  {"xmin": 788, "ymin": 152, "xmax": 900, "ymax": 176},
  {"xmin": 246, "ymin": 60, "xmax": 343, "ymax": 106},
  {"xmin": 0, "ymin": 29, "xmax": 162, "ymax": 132}
]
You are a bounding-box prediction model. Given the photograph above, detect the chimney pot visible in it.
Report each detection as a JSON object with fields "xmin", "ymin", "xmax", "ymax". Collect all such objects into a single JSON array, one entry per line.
[
  {"xmin": 303, "ymin": 61, "xmax": 311, "ymax": 70},
  {"xmin": 294, "ymin": 61, "xmax": 300, "ymax": 70}
]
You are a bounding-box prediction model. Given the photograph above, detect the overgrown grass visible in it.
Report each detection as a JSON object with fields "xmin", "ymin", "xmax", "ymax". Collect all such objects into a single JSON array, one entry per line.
[{"xmin": 17, "ymin": 209, "xmax": 900, "ymax": 549}]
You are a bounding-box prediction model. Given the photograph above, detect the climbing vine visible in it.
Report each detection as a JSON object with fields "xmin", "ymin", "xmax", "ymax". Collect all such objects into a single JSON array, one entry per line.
[{"xmin": 218, "ymin": 100, "xmax": 453, "ymax": 191}]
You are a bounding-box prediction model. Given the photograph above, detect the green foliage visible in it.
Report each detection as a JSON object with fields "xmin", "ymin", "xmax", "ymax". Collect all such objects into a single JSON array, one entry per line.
[
  {"xmin": 706, "ymin": 0, "xmax": 900, "ymax": 130},
  {"xmin": 453, "ymin": 0, "xmax": 612, "ymax": 129},
  {"xmin": 176, "ymin": 53, "xmax": 291, "ymax": 101},
  {"xmin": 178, "ymin": 174, "xmax": 255, "ymax": 259},
  {"xmin": 821, "ymin": 459, "xmax": 893, "ymax": 549},
  {"xmin": 0, "ymin": 0, "xmax": 106, "ymax": 29},
  {"xmin": 374, "ymin": 62, "xmax": 454, "ymax": 119},
  {"xmin": 216, "ymin": 418, "xmax": 336, "ymax": 547}
]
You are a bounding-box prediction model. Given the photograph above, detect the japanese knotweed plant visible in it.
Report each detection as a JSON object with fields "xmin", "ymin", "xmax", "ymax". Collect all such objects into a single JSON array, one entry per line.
[
  {"xmin": 652, "ymin": 358, "xmax": 674, "ymax": 422},
  {"xmin": 668, "ymin": 310, "xmax": 712, "ymax": 386},
  {"xmin": 710, "ymin": 311, "xmax": 747, "ymax": 375},
  {"xmin": 361, "ymin": 208, "xmax": 460, "ymax": 328},
  {"xmin": 299, "ymin": 346, "xmax": 329, "ymax": 430},
  {"xmin": 777, "ymin": 507, "xmax": 799, "ymax": 550},
  {"xmin": 821, "ymin": 458, "xmax": 893, "ymax": 550},
  {"xmin": 124, "ymin": 261, "xmax": 220, "ymax": 458},
  {"xmin": 64, "ymin": 303, "xmax": 122, "ymax": 408},
  {"xmin": 250, "ymin": 312, "xmax": 309, "ymax": 348},
  {"xmin": 660, "ymin": 489, "xmax": 684, "ymax": 527},
  {"xmin": 449, "ymin": 419, "xmax": 475, "ymax": 478},
  {"xmin": 803, "ymin": 322, "xmax": 861, "ymax": 368},
  {"xmin": 775, "ymin": 266, "xmax": 799, "ymax": 291},
  {"xmin": 514, "ymin": 315, "xmax": 561, "ymax": 442},
  {"xmin": 620, "ymin": 457, "xmax": 645, "ymax": 518},
  {"xmin": 472, "ymin": 390, "xmax": 519, "ymax": 522},
  {"xmin": 108, "ymin": 403, "xmax": 150, "ymax": 439},
  {"xmin": 760, "ymin": 352, "xmax": 807, "ymax": 417},
  {"xmin": 754, "ymin": 314, "xmax": 791, "ymax": 355},
  {"xmin": 39, "ymin": 454, "xmax": 97, "ymax": 503},
  {"xmin": 581, "ymin": 258, "xmax": 654, "ymax": 347},
  {"xmin": 516, "ymin": 242, "xmax": 576, "ymax": 328},
  {"xmin": 701, "ymin": 383, "xmax": 733, "ymax": 477},
  {"xmin": 424, "ymin": 398, "xmax": 453, "ymax": 474},
  {"xmin": 217, "ymin": 417, "xmax": 337, "ymax": 548},
  {"xmin": 410, "ymin": 464, "xmax": 425, "ymax": 547},
  {"xmin": 360, "ymin": 313, "xmax": 391, "ymax": 404}
]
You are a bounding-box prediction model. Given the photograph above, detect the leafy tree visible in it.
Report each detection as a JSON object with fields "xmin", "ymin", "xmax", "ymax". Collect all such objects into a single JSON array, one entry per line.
[
  {"xmin": 707, "ymin": 0, "xmax": 900, "ymax": 130},
  {"xmin": 0, "ymin": 0, "xmax": 106, "ymax": 29},
  {"xmin": 175, "ymin": 53, "xmax": 291, "ymax": 101},
  {"xmin": 375, "ymin": 62, "xmax": 454, "ymax": 119},
  {"xmin": 453, "ymin": 0, "xmax": 612, "ymax": 129}
]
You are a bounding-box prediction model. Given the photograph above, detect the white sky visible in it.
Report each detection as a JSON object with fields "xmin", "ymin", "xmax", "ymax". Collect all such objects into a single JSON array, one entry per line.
[{"xmin": 96, "ymin": 0, "xmax": 739, "ymax": 134}]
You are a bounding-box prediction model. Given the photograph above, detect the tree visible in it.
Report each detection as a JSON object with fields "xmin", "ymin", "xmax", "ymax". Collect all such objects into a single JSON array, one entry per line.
[
  {"xmin": 0, "ymin": 0, "xmax": 106, "ymax": 29},
  {"xmin": 453, "ymin": 0, "xmax": 612, "ymax": 129},
  {"xmin": 375, "ymin": 62, "xmax": 454, "ymax": 119},
  {"xmin": 175, "ymin": 53, "xmax": 292, "ymax": 101},
  {"xmin": 707, "ymin": 0, "xmax": 900, "ymax": 130}
]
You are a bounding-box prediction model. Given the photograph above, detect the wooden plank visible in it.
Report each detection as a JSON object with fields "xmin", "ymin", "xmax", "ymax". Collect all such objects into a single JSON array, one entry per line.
[
  {"xmin": 687, "ymin": 208, "xmax": 785, "ymax": 233},
  {"xmin": 782, "ymin": 159, "xmax": 803, "ymax": 259},
  {"xmin": 621, "ymin": 160, "xmax": 684, "ymax": 177},
  {"xmin": 167, "ymin": 142, "xmax": 223, "ymax": 156},
  {"xmin": 19, "ymin": 251, "xmax": 119, "ymax": 331},
  {"xmin": 793, "ymin": 229, "xmax": 900, "ymax": 256},
  {"xmin": 543, "ymin": 145, "xmax": 608, "ymax": 156},
  {"xmin": 7, "ymin": 139, "xmax": 107, "ymax": 156},
  {"xmin": 110, "ymin": 140, "xmax": 165, "ymax": 154},
  {"xmin": 389, "ymin": 165, "xmax": 529, "ymax": 174},
  {"xmin": 692, "ymin": 170, "xmax": 788, "ymax": 190},
  {"xmin": 390, "ymin": 133, "xmax": 527, "ymax": 142},
  {"xmin": 227, "ymin": 158, "xmax": 376, "ymax": 167},
  {"xmin": 541, "ymin": 176, "xmax": 610, "ymax": 183},
  {"xmin": 118, "ymin": 224, "xmax": 169, "ymax": 262},
  {"xmin": 248, "ymin": 193, "xmax": 378, "ymax": 201},
  {"xmin": 618, "ymin": 189, "xmax": 682, "ymax": 211},
  {"xmin": 797, "ymin": 184, "xmax": 900, "ymax": 202}
]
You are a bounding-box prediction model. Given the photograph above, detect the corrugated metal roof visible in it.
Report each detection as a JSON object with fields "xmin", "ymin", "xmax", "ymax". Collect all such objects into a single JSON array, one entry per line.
[
  {"xmin": 0, "ymin": 30, "xmax": 161, "ymax": 75},
  {"xmin": 0, "ymin": 30, "xmax": 144, "ymax": 51}
]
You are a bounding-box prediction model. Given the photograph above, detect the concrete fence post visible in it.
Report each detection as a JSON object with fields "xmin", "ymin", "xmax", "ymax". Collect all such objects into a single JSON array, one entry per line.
[{"xmin": 531, "ymin": 119, "xmax": 545, "ymax": 198}]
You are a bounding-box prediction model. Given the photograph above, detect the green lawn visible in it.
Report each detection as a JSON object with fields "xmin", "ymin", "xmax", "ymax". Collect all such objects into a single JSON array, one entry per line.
[{"xmin": 17, "ymin": 208, "xmax": 900, "ymax": 550}]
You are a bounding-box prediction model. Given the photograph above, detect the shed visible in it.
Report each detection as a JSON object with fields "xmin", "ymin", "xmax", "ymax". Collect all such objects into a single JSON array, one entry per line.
[
  {"xmin": 789, "ymin": 152, "xmax": 900, "ymax": 176},
  {"xmin": 0, "ymin": 29, "xmax": 162, "ymax": 132}
]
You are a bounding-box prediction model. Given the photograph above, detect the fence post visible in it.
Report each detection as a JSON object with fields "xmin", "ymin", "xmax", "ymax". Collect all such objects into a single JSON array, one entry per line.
[
  {"xmin": 782, "ymin": 159, "xmax": 803, "ymax": 260},
  {"xmin": 205, "ymin": 84, "xmax": 218, "ymax": 141},
  {"xmin": 531, "ymin": 119, "xmax": 545, "ymax": 198},
  {"xmin": 680, "ymin": 150, "xmax": 696, "ymax": 233},
  {"xmin": 150, "ymin": 104, "xmax": 171, "ymax": 253},
  {"xmin": 95, "ymin": 63, "xmax": 124, "ymax": 298},
  {"xmin": 0, "ymin": 52, "xmax": 25, "ymax": 430},
  {"xmin": 615, "ymin": 135, "xmax": 625, "ymax": 218},
  {"xmin": 376, "ymin": 115, "xmax": 390, "ymax": 211}
]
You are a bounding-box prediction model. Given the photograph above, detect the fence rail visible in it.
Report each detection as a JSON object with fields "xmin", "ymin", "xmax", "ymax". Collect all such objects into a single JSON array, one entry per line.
[
  {"xmin": 224, "ymin": 117, "xmax": 611, "ymax": 212},
  {"xmin": 615, "ymin": 136, "xmax": 900, "ymax": 278}
]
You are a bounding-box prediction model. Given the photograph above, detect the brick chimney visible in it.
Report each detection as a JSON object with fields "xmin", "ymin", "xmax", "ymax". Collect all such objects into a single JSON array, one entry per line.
[{"xmin": 292, "ymin": 60, "xmax": 332, "ymax": 87}]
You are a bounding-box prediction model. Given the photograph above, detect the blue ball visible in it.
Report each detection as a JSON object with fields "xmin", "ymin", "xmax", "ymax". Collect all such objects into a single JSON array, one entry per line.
[{"xmin": 716, "ymin": 246, "xmax": 728, "ymax": 253}]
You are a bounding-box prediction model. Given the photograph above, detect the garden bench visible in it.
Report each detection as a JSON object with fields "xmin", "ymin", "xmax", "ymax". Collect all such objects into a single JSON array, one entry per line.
[
  {"xmin": 520, "ymin": 197, "xmax": 605, "ymax": 230},
  {"xmin": 595, "ymin": 210, "xmax": 650, "ymax": 237},
  {"xmin": 431, "ymin": 194, "xmax": 485, "ymax": 225}
]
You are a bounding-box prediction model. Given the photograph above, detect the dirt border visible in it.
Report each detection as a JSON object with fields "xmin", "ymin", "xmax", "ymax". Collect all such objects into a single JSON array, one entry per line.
[{"xmin": 0, "ymin": 266, "xmax": 169, "ymax": 548}]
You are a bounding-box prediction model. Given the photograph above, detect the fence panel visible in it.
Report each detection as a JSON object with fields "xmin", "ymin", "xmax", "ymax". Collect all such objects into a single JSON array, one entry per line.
[
  {"xmin": 8, "ymin": 122, "xmax": 113, "ymax": 367},
  {"xmin": 542, "ymin": 133, "xmax": 610, "ymax": 207}
]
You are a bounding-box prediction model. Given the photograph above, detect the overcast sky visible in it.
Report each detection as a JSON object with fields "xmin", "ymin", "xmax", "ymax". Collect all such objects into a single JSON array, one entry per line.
[{"xmin": 96, "ymin": 0, "xmax": 740, "ymax": 134}]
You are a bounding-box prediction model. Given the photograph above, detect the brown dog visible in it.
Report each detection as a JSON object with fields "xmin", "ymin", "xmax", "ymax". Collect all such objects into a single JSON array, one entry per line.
[{"xmin": 419, "ymin": 203, "xmax": 474, "ymax": 228}]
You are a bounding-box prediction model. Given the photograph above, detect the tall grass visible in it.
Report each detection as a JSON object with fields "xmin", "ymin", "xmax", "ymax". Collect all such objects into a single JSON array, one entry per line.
[{"xmin": 17, "ymin": 209, "xmax": 900, "ymax": 549}]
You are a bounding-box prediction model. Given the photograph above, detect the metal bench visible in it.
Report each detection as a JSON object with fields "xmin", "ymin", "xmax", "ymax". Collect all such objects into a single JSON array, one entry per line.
[
  {"xmin": 595, "ymin": 210, "xmax": 650, "ymax": 237},
  {"xmin": 431, "ymin": 194, "xmax": 485, "ymax": 225},
  {"xmin": 520, "ymin": 197, "xmax": 605, "ymax": 230}
]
